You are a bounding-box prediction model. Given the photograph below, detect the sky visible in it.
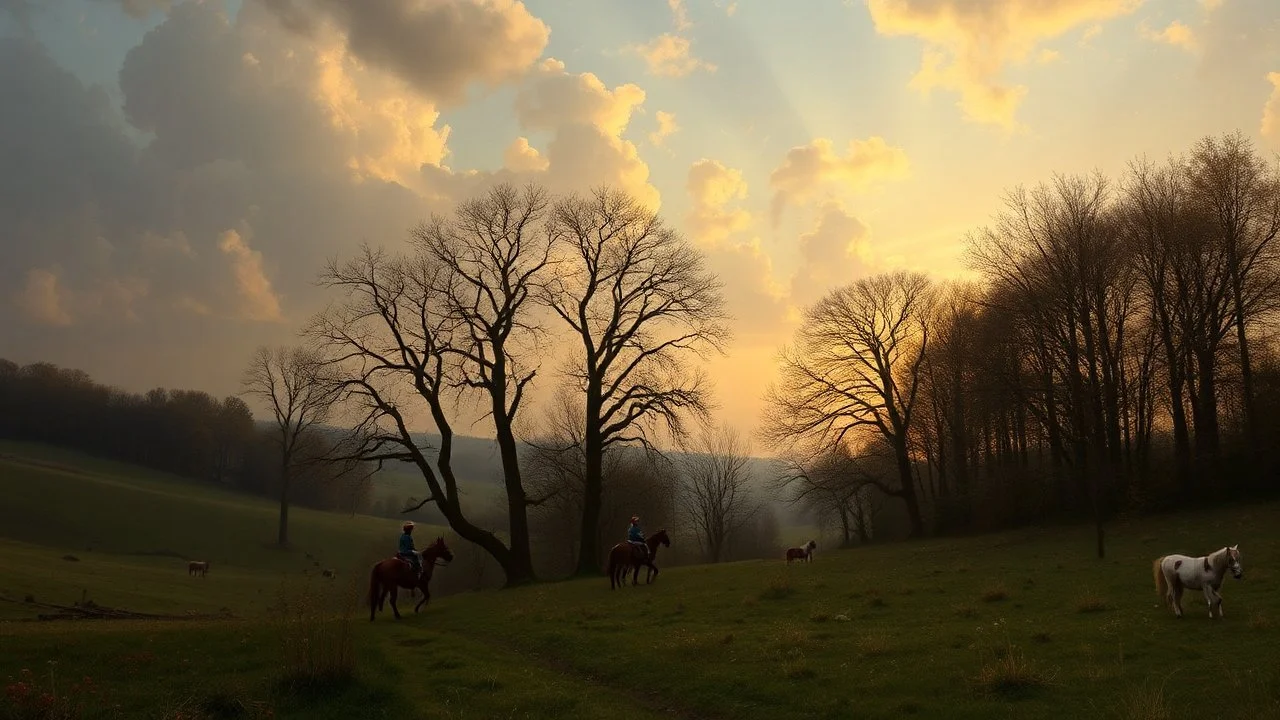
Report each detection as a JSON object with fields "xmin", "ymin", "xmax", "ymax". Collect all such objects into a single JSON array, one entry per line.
[{"xmin": 2, "ymin": 0, "xmax": 1278, "ymax": 445}]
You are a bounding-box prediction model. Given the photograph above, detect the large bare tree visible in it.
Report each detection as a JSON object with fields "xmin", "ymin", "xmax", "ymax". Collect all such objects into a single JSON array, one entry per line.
[
  {"xmin": 678, "ymin": 423, "xmax": 758, "ymax": 563},
  {"xmin": 241, "ymin": 345, "xmax": 339, "ymax": 547},
  {"xmin": 310, "ymin": 183, "xmax": 552, "ymax": 586},
  {"xmin": 763, "ymin": 271, "xmax": 934, "ymax": 537},
  {"xmin": 543, "ymin": 187, "xmax": 730, "ymax": 574},
  {"xmin": 1186, "ymin": 132, "xmax": 1280, "ymax": 444}
]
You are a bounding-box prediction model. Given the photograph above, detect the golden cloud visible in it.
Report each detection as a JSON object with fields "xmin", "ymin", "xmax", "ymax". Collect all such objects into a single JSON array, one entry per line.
[
  {"xmin": 630, "ymin": 33, "xmax": 717, "ymax": 77},
  {"xmin": 867, "ymin": 0, "xmax": 1144, "ymax": 128},
  {"xmin": 769, "ymin": 136, "xmax": 910, "ymax": 225}
]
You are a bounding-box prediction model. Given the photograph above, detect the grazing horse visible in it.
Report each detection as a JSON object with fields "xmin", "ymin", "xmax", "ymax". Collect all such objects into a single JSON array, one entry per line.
[
  {"xmin": 785, "ymin": 540, "xmax": 817, "ymax": 564},
  {"xmin": 607, "ymin": 529, "xmax": 670, "ymax": 590},
  {"xmin": 368, "ymin": 536, "xmax": 453, "ymax": 621},
  {"xmin": 1154, "ymin": 545, "xmax": 1243, "ymax": 619},
  {"xmin": 187, "ymin": 561, "xmax": 209, "ymax": 577}
]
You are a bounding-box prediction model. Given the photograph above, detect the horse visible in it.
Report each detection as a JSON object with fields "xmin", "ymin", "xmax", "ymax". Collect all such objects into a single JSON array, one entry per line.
[
  {"xmin": 368, "ymin": 536, "xmax": 453, "ymax": 621},
  {"xmin": 785, "ymin": 540, "xmax": 817, "ymax": 564},
  {"xmin": 606, "ymin": 529, "xmax": 670, "ymax": 590},
  {"xmin": 1153, "ymin": 544, "xmax": 1243, "ymax": 619},
  {"xmin": 187, "ymin": 561, "xmax": 209, "ymax": 577}
]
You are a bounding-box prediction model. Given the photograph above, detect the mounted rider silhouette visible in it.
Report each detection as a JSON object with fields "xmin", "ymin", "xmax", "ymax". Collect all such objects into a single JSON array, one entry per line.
[
  {"xmin": 628, "ymin": 515, "xmax": 649, "ymax": 562},
  {"xmin": 397, "ymin": 520, "xmax": 421, "ymax": 580}
]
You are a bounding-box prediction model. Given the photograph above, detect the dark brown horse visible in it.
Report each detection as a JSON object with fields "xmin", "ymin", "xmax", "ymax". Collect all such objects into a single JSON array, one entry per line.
[
  {"xmin": 368, "ymin": 536, "xmax": 453, "ymax": 621},
  {"xmin": 607, "ymin": 529, "xmax": 670, "ymax": 590}
]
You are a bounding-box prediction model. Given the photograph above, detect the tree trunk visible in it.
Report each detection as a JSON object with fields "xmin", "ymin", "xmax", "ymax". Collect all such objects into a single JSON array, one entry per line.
[
  {"xmin": 277, "ymin": 449, "xmax": 290, "ymax": 547},
  {"xmin": 894, "ymin": 435, "xmax": 925, "ymax": 537},
  {"xmin": 576, "ymin": 388, "xmax": 605, "ymax": 576}
]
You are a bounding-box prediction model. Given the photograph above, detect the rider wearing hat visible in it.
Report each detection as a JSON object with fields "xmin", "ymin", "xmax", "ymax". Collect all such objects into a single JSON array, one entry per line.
[
  {"xmin": 628, "ymin": 515, "xmax": 648, "ymax": 560},
  {"xmin": 398, "ymin": 520, "xmax": 421, "ymax": 579}
]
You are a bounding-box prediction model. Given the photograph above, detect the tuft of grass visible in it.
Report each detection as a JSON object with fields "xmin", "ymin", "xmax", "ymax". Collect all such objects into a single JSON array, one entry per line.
[
  {"xmin": 1115, "ymin": 679, "xmax": 1174, "ymax": 720},
  {"xmin": 759, "ymin": 576, "xmax": 795, "ymax": 601},
  {"xmin": 273, "ymin": 575, "xmax": 358, "ymax": 695},
  {"xmin": 1249, "ymin": 612, "xmax": 1273, "ymax": 630},
  {"xmin": 972, "ymin": 642, "xmax": 1047, "ymax": 698},
  {"xmin": 981, "ymin": 586, "xmax": 1009, "ymax": 603},
  {"xmin": 858, "ymin": 632, "xmax": 891, "ymax": 658},
  {"xmin": 954, "ymin": 604, "xmax": 978, "ymax": 618},
  {"xmin": 809, "ymin": 611, "xmax": 830, "ymax": 623},
  {"xmin": 1076, "ymin": 591, "xmax": 1111, "ymax": 613}
]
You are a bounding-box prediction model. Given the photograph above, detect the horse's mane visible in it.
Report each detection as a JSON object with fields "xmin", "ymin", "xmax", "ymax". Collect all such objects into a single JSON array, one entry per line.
[{"xmin": 1209, "ymin": 546, "xmax": 1230, "ymax": 574}]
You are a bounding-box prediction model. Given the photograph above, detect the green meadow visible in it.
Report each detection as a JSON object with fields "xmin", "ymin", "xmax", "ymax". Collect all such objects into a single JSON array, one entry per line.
[{"xmin": 2, "ymin": 441, "xmax": 1278, "ymax": 719}]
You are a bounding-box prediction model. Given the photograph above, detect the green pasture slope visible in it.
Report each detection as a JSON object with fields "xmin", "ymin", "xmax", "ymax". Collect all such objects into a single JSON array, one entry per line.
[
  {"xmin": 3, "ymin": 442, "xmax": 1280, "ymax": 719},
  {"xmin": 0, "ymin": 441, "xmax": 442, "ymax": 618}
]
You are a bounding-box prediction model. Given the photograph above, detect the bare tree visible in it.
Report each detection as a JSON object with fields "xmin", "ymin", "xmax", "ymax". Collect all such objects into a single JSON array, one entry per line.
[
  {"xmin": 241, "ymin": 345, "xmax": 339, "ymax": 547},
  {"xmin": 763, "ymin": 271, "xmax": 934, "ymax": 536},
  {"xmin": 1186, "ymin": 132, "xmax": 1280, "ymax": 445},
  {"xmin": 309, "ymin": 183, "xmax": 552, "ymax": 586},
  {"xmin": 544, "ymin": 187, "xmax": 730, "ymax": 574},
  {"xmin": 678, "ymin": 423, "xmax": 758, "ymax": 563}
]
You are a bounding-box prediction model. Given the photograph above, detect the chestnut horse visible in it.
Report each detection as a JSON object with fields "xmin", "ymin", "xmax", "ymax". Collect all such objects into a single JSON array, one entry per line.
[
  {"xmin": 607, "ymin": 529, "xmax": 670, "ymax": 590},
  {"xmin": 785, "ymin": 540, "xmax": 817, "ymax": 564},
  {"xmin": 367, "ymin": 536, "xmax": 453, "ymax": 621},
  {"xmin": 187, "ymin": 561, "xmax": 209, "ymax": 577}
]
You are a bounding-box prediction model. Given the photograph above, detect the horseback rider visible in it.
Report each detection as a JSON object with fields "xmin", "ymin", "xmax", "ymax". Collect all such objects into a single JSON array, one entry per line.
[
  {"xmin": 397, "ymin": 521, "xmax": 422, "ymax": 579},
  {"xmin": 628, "ymin": 515, "xmax": 649, "ymax": 561}
]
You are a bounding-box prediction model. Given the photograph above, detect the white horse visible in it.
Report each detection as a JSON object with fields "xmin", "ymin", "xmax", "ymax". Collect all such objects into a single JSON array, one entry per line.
[{"xmin": 1153, "ymin": 545, "xmax": 1243, "ymax": 619}]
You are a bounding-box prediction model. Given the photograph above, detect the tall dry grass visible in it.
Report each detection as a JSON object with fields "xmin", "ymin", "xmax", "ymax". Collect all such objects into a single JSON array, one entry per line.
[{"xmin": 272, "ymin": 572, "xmax": 360, "ymax": 695}]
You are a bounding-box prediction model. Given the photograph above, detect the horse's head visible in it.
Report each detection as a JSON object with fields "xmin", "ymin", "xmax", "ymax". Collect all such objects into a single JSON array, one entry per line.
[
  {"xmin": 428, "ymin": 536, "xmax": 454, "ymax": 566},
  {"xmin": 652, "ymin": 529, "xmax": 671, "ymax": 547},
  {"xmin": 807, "ymin": 540, "xmax": 817, "ymax": 551},
  {"xmin": 1227, "ymin": 545, "xmax": 1243, "ymax": 579}
]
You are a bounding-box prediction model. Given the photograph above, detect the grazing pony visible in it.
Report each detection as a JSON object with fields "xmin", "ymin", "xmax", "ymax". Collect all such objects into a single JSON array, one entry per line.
[
  {"xmin": 368, "ymin": 536, "xmax": 453, "ymax": 621},
  {"xmin": 1153, "ymin": 545, "xmax": 1243, "ymax": 619},
  {"xmin": 607, "ymin": 529, "xmax": 671, "ymax": 590},
  {"xmin": 785, "ymin": 540, "xmax": 817, "ymax": 564},
  {"xmin": 187, "ymin": 561, "xmax": 209, "ymax": 577}
]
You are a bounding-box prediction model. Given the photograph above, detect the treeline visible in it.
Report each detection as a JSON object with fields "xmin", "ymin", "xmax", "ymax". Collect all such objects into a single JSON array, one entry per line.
[
  {"xmin": 766, "ymin": 131, "xmax": 1280, "ymax": 554},
  {"xmin": 0, "ymin": 358, "xmax": 374, "ymax": 514}
]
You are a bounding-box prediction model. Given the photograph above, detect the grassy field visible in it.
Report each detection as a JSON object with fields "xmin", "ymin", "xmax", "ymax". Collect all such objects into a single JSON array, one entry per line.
[
  {"xmin": 0, "ymin": 441, "xmax": 446, "ymax": 620},
  {"xmin": 3, "ymin": 441, "xmax": 1279, "ymax": 719}
]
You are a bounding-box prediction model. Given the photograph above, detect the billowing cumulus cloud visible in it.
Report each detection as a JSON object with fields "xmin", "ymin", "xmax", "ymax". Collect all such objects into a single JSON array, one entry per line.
[
  {"xmin": 630, "ymin": 33, "xmax": 716, "ymax": 77},
  {"xmin": 16, "ymin": 269, "xmax": 74, "ymax": 327},
  {"xmin": 503, "ymin": 137, "xmax": 549, "ymax": 172},
  {"xmin": 686, "ymin": 159, "xmax": 752, "ymax": 246},
  {"xmin": 867, "ymin": 0, "xmax": 1143, "ymax": 128},
  {"xmin": 1264, "ymin": 72, "xmax": 1280, "ymax": 146},
  {"xmin": 683, "ymin": 160, "xmax": 789, "ymax": 338},
  {"xmin": 649, "ymin": 110, "xmax": 680, "ymax": 147},
  {"xmin": 259, "ymin": 0, "xmax": 550, "ymax": 105},
  {"xmin": 218, "ymin": 229, "xmax": 285, "ymax": 323},
  {"xmin": 424, "ymin": 58, "xmax": 661, "ymax": 209},
  {"xmin": 0, "ymin": 0, "xmax": 548, "ymax": 394},
  {"xmin": 1141, "ymin": 20, "xmax": 1198, "ymax": 52},
  {"xmin": 789, "ymin": 201, "xmax": 874, "ymax": 309},
  {"xmin": 769, "ymin": 136, "xmax": 910, "ymax": 225}
]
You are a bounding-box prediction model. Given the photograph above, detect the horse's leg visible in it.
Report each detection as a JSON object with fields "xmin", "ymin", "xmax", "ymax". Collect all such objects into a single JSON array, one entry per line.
[
  {"xmin": 1202, "ymin": 586, "xmax": 1215, "ymax": 618},
  {"xmin": 415, "ymin": 580, "xmax": 431, "ymax": 613},
  {"xmin": 1171, "ymin": 582, "xmax": 1184, "ymax": 618},
  {"xmin": 631, "ymin": 562, "xmax": 640, "ymax": 586},
  {"xmin": 389, "ymin": 587, "xmax": 402, "ymax": 620}
]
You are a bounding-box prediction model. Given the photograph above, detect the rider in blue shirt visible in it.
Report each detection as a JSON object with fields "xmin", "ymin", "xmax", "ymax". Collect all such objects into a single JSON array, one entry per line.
[
  {"xmin": 628, "ymin": 515, "xmax": 648, "ymax": 560},
  {"xmin": 398, "ymin": 521, "xmax": 421, "ymax": 578}
]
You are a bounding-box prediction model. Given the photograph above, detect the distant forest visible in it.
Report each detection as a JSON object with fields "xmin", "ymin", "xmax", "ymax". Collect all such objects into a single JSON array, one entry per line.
[{"xmin": 0, "ymin": 358, "xmax": 502, "ymax": 519}]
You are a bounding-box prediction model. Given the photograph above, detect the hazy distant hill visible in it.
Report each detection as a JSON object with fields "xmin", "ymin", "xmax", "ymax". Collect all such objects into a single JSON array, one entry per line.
[{"xmin": 366, "ymin": 432, "xmax": 813, "ymax": 529}]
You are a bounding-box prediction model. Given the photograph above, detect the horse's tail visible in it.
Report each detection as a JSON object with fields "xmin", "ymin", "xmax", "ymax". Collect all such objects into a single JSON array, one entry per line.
[
  {"xmin": 1153, "ymin": 556, "xmax": 1168, "ymax": 599},
  {"xmin": 368, "ymin": 564, "xmax": 380, "ymax": 609}
]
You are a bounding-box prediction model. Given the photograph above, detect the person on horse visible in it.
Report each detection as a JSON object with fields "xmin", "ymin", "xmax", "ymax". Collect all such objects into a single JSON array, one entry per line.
[
  {"xmin": 628, "ymin": 515, "xmax": 649, "ymax": 561},
  {"xmin": 397, "ymin": 520, "xmax": 421, "ymax": 580}
]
